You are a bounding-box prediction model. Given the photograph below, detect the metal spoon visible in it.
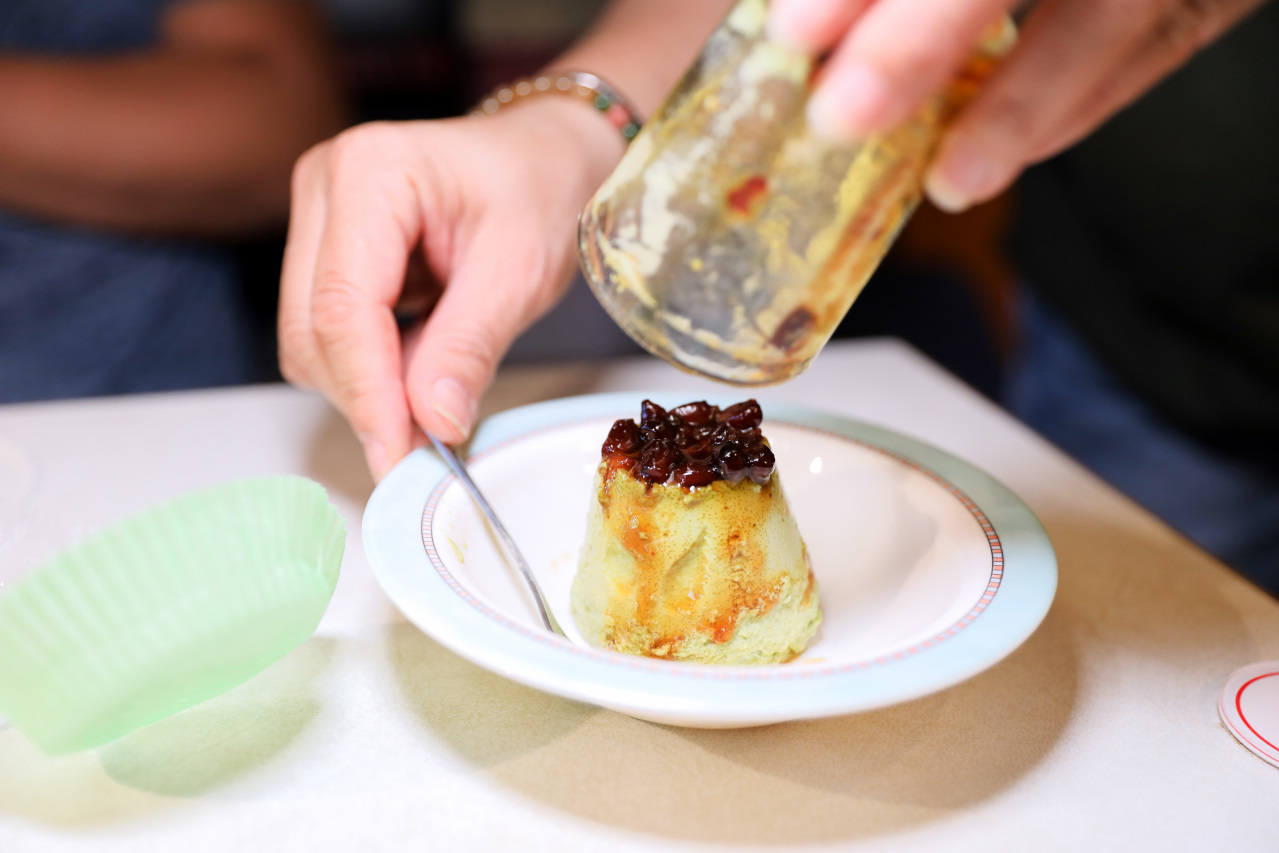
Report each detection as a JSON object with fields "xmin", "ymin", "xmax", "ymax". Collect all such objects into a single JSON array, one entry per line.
[{"xmin": 425, "ymin": 431, "xmax": 566, "ymax": 637}]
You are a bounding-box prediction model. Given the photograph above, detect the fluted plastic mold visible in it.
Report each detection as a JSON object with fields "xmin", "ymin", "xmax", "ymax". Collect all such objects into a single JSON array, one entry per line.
[{"xmin": 0, "ymin": 476, "xmax": 345, "ymax": 755}]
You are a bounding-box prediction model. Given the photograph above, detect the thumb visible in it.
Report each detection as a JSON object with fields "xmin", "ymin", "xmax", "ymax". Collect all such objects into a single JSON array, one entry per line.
[{"xmin": 405, "ymin": 225, "xmax": 563, "ymax": 444}]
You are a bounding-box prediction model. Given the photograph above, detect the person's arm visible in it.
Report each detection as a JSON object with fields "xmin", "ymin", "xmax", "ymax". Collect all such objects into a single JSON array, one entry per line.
[
  {"xmin": 278, "ymin": 0, "xmax": 733, "ymax": 480},
  {"xmin": 0, "ymin": 0, "xmax": 346, "ymax": 236},
  {"xmin": 549, "ymin": 0, "xmax": 734, "ymax": 117},
  {"xmin": 769, "ymin": 0, "xmax": 1268, "ymax": 211}
]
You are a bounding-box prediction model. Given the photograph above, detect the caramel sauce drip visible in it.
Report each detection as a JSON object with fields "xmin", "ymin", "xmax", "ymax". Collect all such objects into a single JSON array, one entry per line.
[{"xmin": 597, "ymin": 462, "xmax": 788, "ymax": 657}]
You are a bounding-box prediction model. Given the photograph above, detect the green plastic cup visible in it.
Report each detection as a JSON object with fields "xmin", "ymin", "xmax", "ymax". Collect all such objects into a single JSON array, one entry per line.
[{"xmin": 0, "ymin": 476, "xmax": 345, "ymax": 755}]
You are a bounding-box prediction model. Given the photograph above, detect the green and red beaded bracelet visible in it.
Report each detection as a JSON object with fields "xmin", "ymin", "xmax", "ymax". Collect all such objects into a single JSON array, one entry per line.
[{"xmin": 472, "ymin": 71, "xmax": 642, "ymax": 143}]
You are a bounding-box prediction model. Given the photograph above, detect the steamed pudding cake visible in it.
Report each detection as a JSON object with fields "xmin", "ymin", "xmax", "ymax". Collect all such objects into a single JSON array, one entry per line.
[{"xmin": 571, "ymin": 400, "xmax": 820, "ymax": 664}]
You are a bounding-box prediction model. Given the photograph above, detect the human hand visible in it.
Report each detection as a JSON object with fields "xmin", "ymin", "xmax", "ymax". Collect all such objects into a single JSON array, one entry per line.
[
  {"xmin": 769, "ymin": 0, "xmax": 1266, "ymax": 211},
  {"xmin": 279, "ymin": 100, "xmax": 625, "ymax": 479}
]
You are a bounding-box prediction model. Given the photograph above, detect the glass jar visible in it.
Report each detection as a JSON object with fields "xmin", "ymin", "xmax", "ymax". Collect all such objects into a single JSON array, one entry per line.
[{"xmin": 578, "ymin": 0, "xmax": 1014, "ymax": 385}]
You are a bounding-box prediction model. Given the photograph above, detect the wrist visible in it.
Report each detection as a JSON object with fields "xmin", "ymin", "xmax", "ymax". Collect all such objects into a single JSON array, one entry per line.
[{"xmin": 473, "ymin": 86, "xmax": 628, "ymax": 194}]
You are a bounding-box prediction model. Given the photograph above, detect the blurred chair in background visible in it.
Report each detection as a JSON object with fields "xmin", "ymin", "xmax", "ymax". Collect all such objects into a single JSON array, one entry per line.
[
  {"xmin": 0, "ymin": 0, "xmax": 345, "ymax": 403},
  {"xmin": 319, "ymin": 0, "xmax": 465, "ymax": 122},
  {"xmin": 828, "ymin": 195, "xmax": 1014, "ymax": 402}
]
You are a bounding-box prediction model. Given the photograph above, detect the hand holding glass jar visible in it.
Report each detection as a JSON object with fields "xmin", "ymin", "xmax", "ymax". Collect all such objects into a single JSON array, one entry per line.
[{"xmin": 579, "ymin": 0, "xmax": 1014, "ymax": 385}]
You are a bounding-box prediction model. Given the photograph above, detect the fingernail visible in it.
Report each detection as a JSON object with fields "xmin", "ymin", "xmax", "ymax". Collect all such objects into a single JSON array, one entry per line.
[
  {"xmin": 926, "ymin": 139, "xmax": 996, "ymax": 213},
  {"xmin": 807, "ymin": 64, "xmax": 891, "ymax": 142},
  {"xmin": 362, "ymin": 437, "xmax": 390, "ymax": 481},
  {"xmin": 431, "ymin": 377, "xmax": 476, "ymax": 442}
]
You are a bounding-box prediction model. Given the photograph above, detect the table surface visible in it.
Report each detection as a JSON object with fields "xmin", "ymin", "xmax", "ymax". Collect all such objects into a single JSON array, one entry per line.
[{"xmin": 0, "ymin": 339, "xmax": 1275, "ymax": 852}]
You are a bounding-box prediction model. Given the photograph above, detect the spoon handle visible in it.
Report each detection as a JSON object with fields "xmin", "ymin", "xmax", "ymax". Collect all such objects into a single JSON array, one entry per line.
[{"xmin": 425, "ymin": 432, "xmax": 565, "ymax": 636}]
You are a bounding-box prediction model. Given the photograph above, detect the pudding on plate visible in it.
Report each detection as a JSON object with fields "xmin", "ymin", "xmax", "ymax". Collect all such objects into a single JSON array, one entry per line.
[{"xmin": 572, "ymin": 399, "xmax": 820, "ymax": 664}]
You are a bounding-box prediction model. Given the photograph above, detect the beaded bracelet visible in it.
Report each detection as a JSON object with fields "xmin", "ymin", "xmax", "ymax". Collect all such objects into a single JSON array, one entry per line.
[{"xmin": 471, "ymin": 71, "xmax": 642, "ymax": 143}]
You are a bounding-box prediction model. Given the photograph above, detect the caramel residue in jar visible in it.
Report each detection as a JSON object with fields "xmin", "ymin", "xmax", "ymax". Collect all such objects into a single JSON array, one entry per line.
[
  {"xmin": 726, "ymin": 174, "xmax": 768, "ymax": 217},
  {"xmin": 771, "ymin": 306, "xmax": 816, "ymax": 352}
]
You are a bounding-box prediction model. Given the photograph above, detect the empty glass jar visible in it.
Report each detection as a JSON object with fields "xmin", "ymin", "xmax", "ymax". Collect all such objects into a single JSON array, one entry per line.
[{"xmin": 578, "ymin": 0, "xmax": 1014, "ymax": 385}]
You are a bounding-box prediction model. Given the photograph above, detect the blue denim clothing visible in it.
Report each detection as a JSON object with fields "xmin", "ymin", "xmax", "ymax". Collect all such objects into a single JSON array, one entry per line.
[
  {"xmin": 1005, "ymin": 292, "xmax": 1279, "ymax": 596},
  {"xmin": 1, "ymin": 0, "xmax": 167, "ymax": 51},
  {"xmin": 0, "ymin": 212, "xmax": 260, "ymax": 402}
]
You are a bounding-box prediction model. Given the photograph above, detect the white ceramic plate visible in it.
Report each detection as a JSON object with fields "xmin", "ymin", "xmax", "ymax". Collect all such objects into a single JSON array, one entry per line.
[{"xmin": 364, "ymin": 393, "xmax": 1057, "ymax": 728}]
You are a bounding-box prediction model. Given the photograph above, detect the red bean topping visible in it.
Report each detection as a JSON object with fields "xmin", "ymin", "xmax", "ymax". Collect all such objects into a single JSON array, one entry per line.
[
  {"xmin": 673, "ymin": 462, "xmax": 718, "ymax": 488},
  {"xmin": 716, "ymin": 442, "xmax": 748, "ymax": 483},
  {"xmin": 641, "ymin": 421, "xmax": 675, "ymax": 443},
  {"xmin": 673, "ymin": 424, "xmax": 698, "ymax": 446},
  {"xmin": 683, "ymin": 440, "xmax": 714, "ymax": 465},
  {"xmin": 639, "ymin": 440, "xmax": 679, "ymax": 482},
  {"xmin": 601, "ymin": 418, "xmax": 641, "ymax": 456},
  {"xmin": 708, "ymin": 423, "xmax": 737, "ymax": 446},
  {"xmin": 607, "ymin": 399, "xmax": 775, "ymax": 487},
  {"xmin": 640, "ymin": 399, "xmax": 667, "ymax": 429},
  {"xmin": 719, "ymin": 399, "xmax": 763, "ymax": 430},
  {"xmin": 746, "ymin": 444, "xmax": 776, "ymax": 485},
  {"xmin": 671, "ymin": 400, "xmax": 715, "ymax": 426}
]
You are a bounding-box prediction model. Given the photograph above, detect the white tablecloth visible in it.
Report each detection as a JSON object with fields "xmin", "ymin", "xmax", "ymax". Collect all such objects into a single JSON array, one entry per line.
[{"xmin": 1, "ymin": 339, "xmax": 1275, "ymax": 851}]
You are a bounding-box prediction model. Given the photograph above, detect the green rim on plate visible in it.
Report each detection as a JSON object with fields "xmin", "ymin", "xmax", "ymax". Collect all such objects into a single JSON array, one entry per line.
[{"xmin": 0, "ymin": 475, "xmax": 345, "ymax": 755}]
